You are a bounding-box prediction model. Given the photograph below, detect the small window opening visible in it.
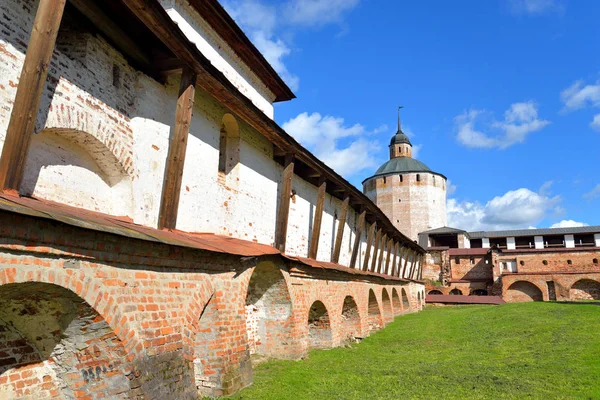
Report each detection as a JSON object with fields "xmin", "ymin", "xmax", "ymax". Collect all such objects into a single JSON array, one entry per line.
[
  {"xmin": 567, "ymin": 260, "xmax": 572, "ymax": 265},
  {"xmin": 399, "ymin": 174, "xmax": 403, "ymax": 182},
  {"xmin": 469, "ymin": 257, "xmax": 474, "ymax": 264},
  {"xmin": 416, "ymin": 174, "xmax": 421, "ymax": 182},
  {"xmin": 218, "ymin": 128, "xmax": 227, "ymax": 173},
  {"xmin": 594, "ymin": 258, "xmax": 598, "ymax": 264},
  {"xmin": 520, "ymin": 260, "xmax": 525, "ymax": 266},
  {"xmin": 383, "ymin": 176, "xmax": 387, "ymax": 184},
  {"xmin": 543, "ymin": 260, "xmax": 548, "ymax": 265},
  {"xmin": 455, "ymin": 256, "xmax": 460, "ymax": 264}
]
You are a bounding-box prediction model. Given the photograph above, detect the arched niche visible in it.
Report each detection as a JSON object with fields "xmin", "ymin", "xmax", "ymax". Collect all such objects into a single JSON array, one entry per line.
[
  {"xmin": 391, "ymin": 288, "xmax": 402, "ymax": 315},
  {"xmin": 0, "ymin": 282, "xmax": 132, "ymax": 398},
  {"xmin": 307, "ymin": 301, "xmax": 332, "ymax": 349},
  {"xmin": 340, "ymin": 296, "xmax": 361, "ymax": 342},
  {"xmin": 21, "ymin": 128, "xmax": 133, "ymax": 217},
  {"xmin": 244, "ymin": 262, "xmax": 294, "ymax": 358},
  {"xmin": 367, "ymin": 289, "xmax": 383, "ymax": 333},
  {"xmin": 381, "ymin": 289, "xmax": 393, "ymax": 322},
  {"xmin": 569, "ymin": 279, "xmax": 600, "ymax": 300},
  {"xmin": 506, "ymin": 281, "xmax": 543, "ymax": 302}
]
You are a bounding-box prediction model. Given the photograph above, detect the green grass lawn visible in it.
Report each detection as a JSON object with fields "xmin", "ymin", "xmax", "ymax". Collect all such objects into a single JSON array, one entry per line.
[{"xmin": 229, "ymin": 302, "xmax": 600, "ymax": 399}]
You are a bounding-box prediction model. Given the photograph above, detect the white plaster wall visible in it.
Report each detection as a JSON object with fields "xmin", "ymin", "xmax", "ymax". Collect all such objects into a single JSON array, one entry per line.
[
  {"xmin": 160, "ymin": 0, "xmax": 276, "ymax": 119},
  {"xmin": 0, "ymin": 0, "xmax": 377, "ymax": 270}
]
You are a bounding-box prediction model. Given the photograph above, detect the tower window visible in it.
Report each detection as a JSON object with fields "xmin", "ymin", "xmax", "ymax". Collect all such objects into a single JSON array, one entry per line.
[
  {"xmin": 543, "ymin": 260, "xmax": 548, "ymax": 265},
  {"xmin": 416, "ymin": 174, "xmax": 421, "ymax": 182},
  {"xmin": 399, "ymin": 174, "xmax": 403, "ymax": 182},
  {"xmin": 433, "ymin": 176, "xmax": 436, "ymax": 185},
  {"xmin": 567, "ymin": 260, "xmax": 572, "ymax": 265},
  {"xmin": 383, "ymin": 176, "xmax": 387, "ymax": 184}
]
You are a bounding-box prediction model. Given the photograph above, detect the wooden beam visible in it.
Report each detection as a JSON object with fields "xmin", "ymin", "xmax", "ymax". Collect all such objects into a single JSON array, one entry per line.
[
  {"xmin": 384, "ymin": 238, "xmax": 393, "ymax": 275},
  {"xmin": 331, "ymin": 196, "xmax": 349, "ymax": 263},
  {"xmin": 371, "ymin": 229, "xmax": 383, "ymax": 272},
  {"xmin": 397, "ymin": 246, "xmax": 406, "ymax": 277},
  {"xmin": 0, "ymin": 0, "xmax": 67, "ymax": 190},
  {"xmin": 308, "ymin": 177, "xmax": 326, "ymax": 259},
  {"xmin": 391, "ymin": 242, "xmax": 399, "ymax": 276},
  {"xmin": 401, "ymin": 248, "xmax": 411, "ymax": 278},
  {"xmin": 376, "ymin": 233, "xmax": 387, "ymax": 273},
  {"xmin": 408, "ymin": 251, "xmax": 417, "ymax": 279},
  {"xmin": 68, "ymin": 0, "xmax": 151, "ymax": 69},
  {"xmin": 158, "ymin": 67, "xmax": 197, "ymax": 230},
  {"xmin": 274, "ymin": 153, "xmax": 295, "ymax": 252},
  {"xmin": 362, "ymin": 223, "xmax": 376, "ymax": 271},
  {"xmin": 349, "ymin": 210, "xmax": 366, "ymax": 269}
]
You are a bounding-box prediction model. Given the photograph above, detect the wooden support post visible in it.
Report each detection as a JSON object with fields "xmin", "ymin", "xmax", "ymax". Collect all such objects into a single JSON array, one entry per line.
[
  {"xmin": 396, "ymin": 246, "xmax": 406, "ymax": 277},
  {"xmin": 362, "ymin": 222, "xmax": 376, "ymax": 271},
  {"xmin": 349, "ymin": 210, "xmax": 366, "ymax": 269},
  {"xmin": 308, "ymin": 177, "xmax": 327, "ymax": 259},
  {"xmin": 409, "ymin": 251, "xmax": 417, "ymax": 279},
  {"xmin": 384, "ymin": 238, "xmax": 393, "ymax": 275},
  {"xmin": 370, "ymin": 229, "xmax": 382, "ymax": 272},
  {"xmin": 331, "ymin": 196, "xmax": 349, "ymax": 263},
  {"xmin": 274, "ymin": 154, "xmax": 295, "ymax": 252},
  {"xmin": 158, "ymin": 67, "xmax": 197, "ymax": 230},
  {"xmin": 0, "ymin": 0, "xmax": 67, "ymax": 190},
  {"xmin": 419, "ymin": 254, "xmax": 425, "ymax": 280},
  {"xmin": 402, "ymin": 248, "xmax": 411, "ymax": 278},
  {"xmin": 391, "ymin": 242, "xmax": 399, "ymax": 276},
  {"xmin": 376, "ymin": 233, "xmax": 387, "ymax": 273}
]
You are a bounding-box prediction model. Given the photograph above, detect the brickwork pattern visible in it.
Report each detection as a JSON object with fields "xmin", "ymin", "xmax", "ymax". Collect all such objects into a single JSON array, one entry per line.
[{"xmin": 0, "ymin": 211, "xmax": 424, "ymax": 397}]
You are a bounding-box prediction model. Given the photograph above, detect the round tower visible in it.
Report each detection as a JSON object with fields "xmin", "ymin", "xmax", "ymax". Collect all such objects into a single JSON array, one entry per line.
[{"xmin": 363, "ymin": 109, "xmax": 447, "ymax": 241}]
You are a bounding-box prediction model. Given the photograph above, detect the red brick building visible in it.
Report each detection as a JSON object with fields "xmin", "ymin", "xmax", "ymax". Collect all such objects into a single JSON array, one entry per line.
[{"xmin": 420, "ymin": 226, "xmax": 600, "ymax": 302}]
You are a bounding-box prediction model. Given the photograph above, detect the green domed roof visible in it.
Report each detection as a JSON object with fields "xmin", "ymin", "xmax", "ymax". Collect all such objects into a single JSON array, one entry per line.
[
  {"xmin": 390, "ymin": 129, "xmax": 412, "ymax": 146},
  {"xmin": 374, "ymin": 157, "xmax": 432, "ymax": 176}
]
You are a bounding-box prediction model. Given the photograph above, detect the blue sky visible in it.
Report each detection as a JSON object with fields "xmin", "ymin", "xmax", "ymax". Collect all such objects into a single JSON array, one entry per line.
[{"xmin": 225, "ymin": 0, "xmax": 600, "ymax": 231}]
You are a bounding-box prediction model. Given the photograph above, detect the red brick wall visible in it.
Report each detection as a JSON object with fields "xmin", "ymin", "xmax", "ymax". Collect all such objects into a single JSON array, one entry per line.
[{"xmin": 0, "ymin": 211, "xmax": 424, "ymax": 398}]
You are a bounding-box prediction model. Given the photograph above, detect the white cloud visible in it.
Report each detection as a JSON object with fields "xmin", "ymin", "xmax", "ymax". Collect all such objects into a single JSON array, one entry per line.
[
  {"xmin": 455, "ymin": 102, "xmax": 550, "ymax": 149},
  {"xmin": 550, "ymin": 220, "xmax": 588, "ymax": 228},
  {"xmin": 509, "ymin": 0, "xmax": 564, "ymax": 15},
  {"xmin": 224, "ymin": 0, "xmax": 360, "ymax": 92},
  {"xmin": 284, "ymin": 0, "xmax": 360, "ymax": 27},
  {"xmin": 591, "ymin": 114, "xmax": 600, "ymax": 131},
  {"xmin": 584, "ymin": 184, "xmax": 600, "ymax": 199},
  {"xmin": 446, "ymin": 180, "xmax": 457, "ymax": 196},
  {"xmin": 411, "ymin": 144, "xmax": 422, "ymax": 159},
  {"xmin": 447, "ymin": 187, "xmax": 561, "ymax": 231},
  {"xmin": 561, "ymin": 79, "xmax": 600, "ymax": 111},
  {"xmin": 282, "ymin": 112, "xmax": 381, "ymax": 176}
]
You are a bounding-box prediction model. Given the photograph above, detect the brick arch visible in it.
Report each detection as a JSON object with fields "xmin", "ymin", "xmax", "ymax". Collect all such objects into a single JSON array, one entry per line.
[
  {"xmin": 0, "ymin": 267, "xmax": 141, "ymax": 357},
  {"xmin": 0, "ymin": 271, "xmax": 140, "ymax": 398},
  {"xmin": 181, "ymin": 278, "xmax": 215, "ymax": 360},
  {"xmin": 391, "ymin": 288, "xmax": 402, "ymax": 315},
  {"xmin": 381, "ymin": 288, "xmax": 393, "ymax": 323},
  {"xmin": 367, "ymin": 288, "xmax": 383, "ymax": 333},
  {"xmin": 340, "ymin": 295, "xmax": 362, "ymax": 343},
  {"xmin": 506, "ymin": 280, "xmax": 543, "ymax": 302},
  {"xmin": 401, "ymin": 287, "xmax": 411, "ymax": 312},
  {"xmin": 307, "ymin": 300, "xmax": 333, "ymax": 349},
  {"xmin": 569, "ymin": 279, "xmax": 600, "ymax": 300},
  {"xmin": 242, "ymin": 261, "xmax": 295, "ymax": 358},
  {"xmin": 42, "ymin": 103, "xmax": 134, "ymax": 177},
  {"xmin": 428, "ymin": 289, "xmax": 443, "ymax": 295}
]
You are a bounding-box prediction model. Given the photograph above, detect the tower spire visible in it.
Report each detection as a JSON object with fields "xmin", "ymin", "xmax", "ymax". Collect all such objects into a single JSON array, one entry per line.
[{"xmin": 397, "ymin": 106, "xmax": 403, "ymax": 131}]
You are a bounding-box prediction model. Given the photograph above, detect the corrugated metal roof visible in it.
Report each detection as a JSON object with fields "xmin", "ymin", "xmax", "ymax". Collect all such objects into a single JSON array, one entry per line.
[
  {"xmin": 0, "ymin": 193, "xmax": 413, "ymax": 281},
  {"xmin": 468, "ymin": 226, "xmax": 600, "ymax": 239}
]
